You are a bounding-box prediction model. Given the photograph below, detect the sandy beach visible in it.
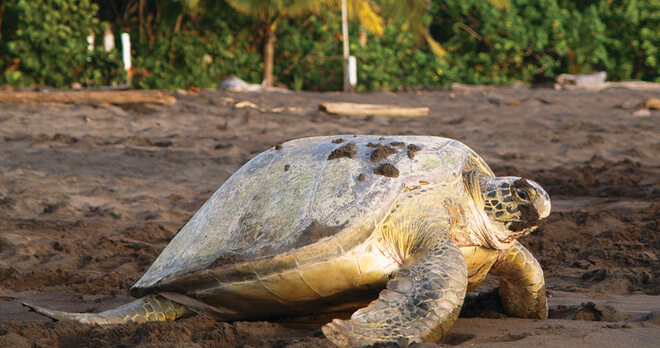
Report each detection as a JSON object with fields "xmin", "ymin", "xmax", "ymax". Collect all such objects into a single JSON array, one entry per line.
[{"xmin": 1, "ymin": 86, "xmax": 659, "ymax": 347}]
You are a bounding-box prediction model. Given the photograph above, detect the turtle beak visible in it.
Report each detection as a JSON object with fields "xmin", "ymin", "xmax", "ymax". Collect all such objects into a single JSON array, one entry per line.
[
  {"xmin": 536, "ymin": 198, "xmax": 551, "ymax": 219},
  {"xmin": 528, "ymin": 180, "xmax": 551, "ymax": 219}
]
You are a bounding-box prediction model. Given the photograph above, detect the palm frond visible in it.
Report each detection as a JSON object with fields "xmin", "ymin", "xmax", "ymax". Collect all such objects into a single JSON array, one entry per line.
[
  {"xmin": 285, "ymin": 0, "xmax": 324, "ymax": 17},
  {"xmin": 382, "ymin": 0, "xmax": 428, "ymax": 43},
  {"xmin": 350, "ymin": 0, "xmax": 383, "ymax": 36},
  {"xmin": 225, "ymin": 0, "xmax": 272, "ymax": 20},
  {"xmin": 383, "ymin": 0, "xmax": 427, "ymax": 21},
  {"xmin": 425, "ymin": 32, "xmax": 448, "ymax": 60}
]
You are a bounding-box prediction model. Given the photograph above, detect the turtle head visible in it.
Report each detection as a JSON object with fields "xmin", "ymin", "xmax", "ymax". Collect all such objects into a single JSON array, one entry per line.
[{"xmin": 478, "ymin": 176, "xmax": 551, "ymax": 241}]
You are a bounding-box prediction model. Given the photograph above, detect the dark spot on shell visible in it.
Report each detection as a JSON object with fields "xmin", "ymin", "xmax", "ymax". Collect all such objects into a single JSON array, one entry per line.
[
  {"xmin": 293, "ymin": 220, "xmax": 347, "ymax": 249},
  {"xmin": 496, "ymin": 203, "xmax": 503, "ymax": 209},
  {"xmin": 500, "ymin": 183, "xmax": 509, "ymax": 188},
  {"xmin": 374, "ymin": 163, "xmax": 399, "ymax": 178},
  {"xmin": 327, "ymin": 143, "xmax": 356, "ymax": 160},
  {"xmin": 390, "ymin": 141, "xmax": 405, "ymax": 147},
  {"xmin": 407, "ymin": 144, "xmax": 421, "ymax": 159},
  {"xmin": 502, "ymin": 189, "xmax": 510, "ymax": 195},
  {"xmin": 490, "ymin": 200, "xmax": 499, "ymax": 205},
  {"xmin": 275, "ymin": 142, "xmax": 283, "ymax": 150},
  {"xmin": 487, "ymin": 191, "xmax": 497, "ymax": 198},
  {"xmin": 284, "ymin": 164, "xmax": 291, "ymax": 172},
  {"xmin": 495, "ymin": 211, "xmax": 504, "ymax": 217},
  {"xmin": 369, "ymin": 144, "xmax": 398, "ymax": 162},
  {"xmin": 358, "ymin": 174, "xmax": 366, "ymax": 181},
  {"xmin": 332, "ymin": 138, "xmax": 345, "ymax": 144},
  {"xmin": 503, "ymin": 196, "xmax": 513, "ymax": 202}
]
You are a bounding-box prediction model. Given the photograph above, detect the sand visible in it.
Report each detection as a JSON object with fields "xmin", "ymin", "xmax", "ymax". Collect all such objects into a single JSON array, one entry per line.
[{"xmin": 0, "ymin": 86, "xmax": 659, "ymax": 347}]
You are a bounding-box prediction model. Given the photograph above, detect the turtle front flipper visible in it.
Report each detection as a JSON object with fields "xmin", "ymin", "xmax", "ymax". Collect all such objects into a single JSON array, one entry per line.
[
  {"xmin": 322, "ymin": 238, "xmax": 468, "ymax": 347},
  {"xmin": 489, "ymin": 241, "xmax": 547, "ymax": 319},
  {"xmin": 23, "ymin": 293, "xmax": 188, "ymax": 324}
]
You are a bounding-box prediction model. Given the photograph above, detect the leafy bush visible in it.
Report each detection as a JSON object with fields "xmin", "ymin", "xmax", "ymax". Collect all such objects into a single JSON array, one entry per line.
[
  {"xmin": 274, "ymin": 14, "xmax": 344, "ymax": 91},
  {"xmin": 428, "ymin": 0, "xmax": 606, "ymax": 84},
  {"xmin": 126, "ymin": 1, "xmax": 263, "ymax": 90},
  {"xmin": 354, "ymin": 23, "xmax": 447, "ymax": 91},
  {"xmin": 0, "ymin": 0, "xmax": 124, "ymax": 87},
  {"xmin": 429, "ymin": 0, "xmax": 658, "ymax": 84},
  {"xmin": 1, "ymin": 0, "xmax": 657, "ymax": 89},
  {"xmin": 593, "ymin": 0, "xmax": 659, "ymax": 81},
  {"xmin": 275, "ymin": 13, "xmax": 445, "ymax": 91},
  {"xmin": 131, "ymin": 28, "xmax": 262, "ymax": 90}
]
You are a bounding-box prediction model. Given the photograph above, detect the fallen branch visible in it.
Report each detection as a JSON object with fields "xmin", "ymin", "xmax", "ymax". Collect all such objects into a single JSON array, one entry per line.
[
  {"xmin": 643, "ymin": 98, "xmax": 660, "ymax": 110},
  {"xmin": 0, "ymin": 90, "xmax": 176, "ymax": 105},
  {"xmin": 602, "ymin": 81, "xmax": 660, "ymax": 91},
  {"xmin": 556, "ymin": 72, "xmax": 660, "ymax": 91},
  {"xmin": 319, "ymin": 102, "xmax": 429, "ymax": 117}
]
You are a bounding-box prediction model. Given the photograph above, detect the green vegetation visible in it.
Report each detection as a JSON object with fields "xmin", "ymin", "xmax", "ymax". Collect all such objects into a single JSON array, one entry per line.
[
  {"xmin": 0, "ymin": 0, "xmax": 125, "ymax": 87},
  {"xmin": 0, "ymin": 0, "xmax": 657, "ymax": 90}
]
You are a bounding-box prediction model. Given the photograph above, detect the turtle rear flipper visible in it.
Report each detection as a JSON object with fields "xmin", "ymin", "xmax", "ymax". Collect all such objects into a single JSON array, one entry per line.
[
  {"xmin": 23, "ymin": 293, "xmax": 188, "ymax": 324},
  {"xmin": 322, "ymin": 237, "xmax": 468, "ymax": 346}
]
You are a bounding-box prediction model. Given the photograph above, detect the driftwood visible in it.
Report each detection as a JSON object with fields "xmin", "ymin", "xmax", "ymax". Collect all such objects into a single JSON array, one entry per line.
[
  {"xmin": 218, "ymin": 76, "xmax": 290, "ymax": 93},
  {"xmin": 644, "ymin": 98, "xmax": 660, "ymax": 110},
  {"xmin": 556, "ymin": 72, "xmax": 607, "ymax": 90},
  {"xmin": 320, "ymin": 102, "xmax": 429, "ymax": 117},
  {"xmin": 0, "ymin": 90, "xmax": 176, "ymax": 105},
  {"xmin": 556, "ymin": 72, "xmax": 660, "ymax": 91},
  {"xmin": 604, "ymin": 81, "xmax": 660, "ymax": 91}
]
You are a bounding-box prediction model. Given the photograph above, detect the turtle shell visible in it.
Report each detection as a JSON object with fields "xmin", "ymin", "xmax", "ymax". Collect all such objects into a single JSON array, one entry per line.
[{"xmin": 131, "ymin": 136, "xmax": 493, "ymax": 295}]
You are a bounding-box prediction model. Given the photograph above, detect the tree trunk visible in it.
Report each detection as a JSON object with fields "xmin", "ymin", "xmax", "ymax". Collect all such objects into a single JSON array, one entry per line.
[
  {"xmin": 174, "ymin": 14, "xmax": 183, "ymax": 32},
  {"xmin": 139, "ymin": 0, "xmax": 145, "ymax": 39},
  {"xmin": 341, "ymin": 0, "xmax": 350, "ymax": 92},
  {"xmin": 263, "ymin": 22, "xmax": 275, "ymax": 87},
  {"xmin": 359, "ymin": 29, "xmax": 368, "ymax": 47},
  {"xmin": 0, "ymin": 1, "xmax": 6, "ymax": 40}
]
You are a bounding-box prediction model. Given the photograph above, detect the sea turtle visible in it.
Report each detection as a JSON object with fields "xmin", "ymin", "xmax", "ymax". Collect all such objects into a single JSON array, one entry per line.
[{"xmin": 25, "ymin": 135, "xmax": 551, "ymax": 346}]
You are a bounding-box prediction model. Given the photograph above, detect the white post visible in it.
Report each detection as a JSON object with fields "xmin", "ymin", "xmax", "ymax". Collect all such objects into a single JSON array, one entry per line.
[
  {"xmin": 121, "ymin": 32, "xmax": 132, "ymax": 84},
  {"xmin": 103, "ymin": 26, "xmax": 115, "ymax": 52},
  {"xmin": 341, "ymin": 0, "xmax": 351, "ymax": 92},
  {"xmin": 86, "ymin": 36, "xmax": 95, "ymax": 64},
  {"xmin": 348, "ymin": 55, "xmax": 357, "ymax": 89}
]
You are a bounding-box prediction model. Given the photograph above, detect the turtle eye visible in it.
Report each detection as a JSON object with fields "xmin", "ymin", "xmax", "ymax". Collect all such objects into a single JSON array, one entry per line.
[{"xmin": 515, "ymin": 188, "xmax": 529, "ymax": 201}]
